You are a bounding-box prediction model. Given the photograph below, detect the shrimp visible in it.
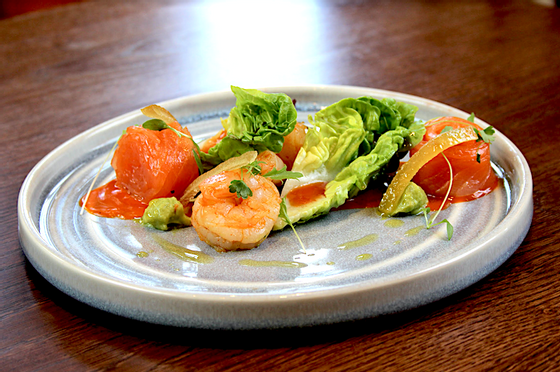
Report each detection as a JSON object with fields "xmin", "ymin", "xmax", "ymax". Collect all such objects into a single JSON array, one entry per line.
[
  {"xmin": 278, "ymin": 122, "xmax": 307, "ymax": 170},
  {"xmin": 200, "ymin": 129, "xmax": 227, "ymax": 153},
  {"xmin": 256, "ymin": 150, "xmax": 286, "ymax": 185},
  {"xmin": 191, "ymin": 169, "xmax": 281, "ymax": 252}
]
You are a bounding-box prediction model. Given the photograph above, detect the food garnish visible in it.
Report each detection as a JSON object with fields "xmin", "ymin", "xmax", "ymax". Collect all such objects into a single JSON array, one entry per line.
[
  {"xmin": 229, "ymin": 161, "xmax": 303, "ymax": 200},
  {"xmin": 421, "ymin": 153, "xmax": 454, "ymax": 240},
  {"xmin": 229, "ymin": 174, "xmax": 254, "ymax": 199},
  {"xmin": 279, "ymin": 198, "xmax": 306, "ymax": 253}
]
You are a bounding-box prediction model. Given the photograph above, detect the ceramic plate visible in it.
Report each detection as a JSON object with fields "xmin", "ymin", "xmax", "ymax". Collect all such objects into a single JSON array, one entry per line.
[{"xmin": 18, "ymin": 85, "xmax": 532, "ymax": 329}]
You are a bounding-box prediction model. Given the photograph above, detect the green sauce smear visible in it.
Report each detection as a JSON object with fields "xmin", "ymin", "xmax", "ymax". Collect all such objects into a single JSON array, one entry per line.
[
  {"xmin": 239, "ymin": 259, "xmax": 307, "ymax": 268},
  {"xmin": 405, "ymin": 225, "xmax": 425, "ymax": 237},
  {"xmin": 152, "ymin": 234, "xmax": 214, "ymax": 264},
  {"xmin": 384, "ymin": 219, "xmax": 405, "ymax": 228},
  {"xmin": 356, "ymin": 253, "xmax": 373, "ymax": 261},
  {"xmin": 337, "ymin": 233, "xmax": 379, "ymax": 250}
]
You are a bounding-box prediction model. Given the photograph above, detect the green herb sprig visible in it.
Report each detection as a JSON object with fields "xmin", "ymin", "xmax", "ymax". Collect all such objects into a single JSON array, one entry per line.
[
  {"xmin": 263, "ymin": 166, "xmax": 303, "ymax": 181},
  {"xmin": 229, "ymin": 161, "xmax": 303, "ymax": 201},
  {"xmin": 229, "ymin": 178, "xmax": 253, "ymax": 199},
  {"xmin": 279, "ymin": 198, "xmax": 306, "ymax": 253},
  {"xmin": 422, "ymin": 152, "xmax": 454, "ymax": 240},
  {"xmin": 240, "ymin": 161, "xmax": 264, "ymax": 176},
  {"xmin": 467, "ymin": 113, "xmax": 495, "ymax": 163}
]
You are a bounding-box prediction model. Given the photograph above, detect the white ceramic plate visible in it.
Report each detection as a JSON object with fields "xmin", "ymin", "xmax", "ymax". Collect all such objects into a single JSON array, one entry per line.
[{"xmin": 18, "ymin": 85, "xmax": 532, "ymax": 329}]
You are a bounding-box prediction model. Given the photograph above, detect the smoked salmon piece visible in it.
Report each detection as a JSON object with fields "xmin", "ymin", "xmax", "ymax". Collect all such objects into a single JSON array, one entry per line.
[
  {"xmin": 410, "ymin": 117, "xmax": 498, "ymax": 200},
  {"xmin": 111, "ymin": 121, "xmax": 199, "ymax": 203}
]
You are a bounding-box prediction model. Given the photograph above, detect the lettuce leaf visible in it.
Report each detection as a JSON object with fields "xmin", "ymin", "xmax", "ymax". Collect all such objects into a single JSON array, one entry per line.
[
  {"xmin": 280, "ymin": 98, "xmax": 367, "ymax": 194},
  {"xmin": 274, "ymin": 126, "xmax": 410, "ymax": 229},
  {"xmin": 201, "ymin": 86, "xmax": 297, "ymax": 166},
  {"xmin": 356, "ymin": 97, "xmax": 418, "ymax": 132},
  {"xmin": 273, "ymin": 96, "xmax": 422, "ymax": 230},
  {"xmin": 348, "ymin": 96, "xmax": 423, "ymax": 155}
]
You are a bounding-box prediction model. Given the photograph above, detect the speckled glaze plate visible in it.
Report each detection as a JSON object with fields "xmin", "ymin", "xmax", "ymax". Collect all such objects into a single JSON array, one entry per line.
[{"xmin": 18, "ymin": 85, "xmax": 532, "ymax": 329}]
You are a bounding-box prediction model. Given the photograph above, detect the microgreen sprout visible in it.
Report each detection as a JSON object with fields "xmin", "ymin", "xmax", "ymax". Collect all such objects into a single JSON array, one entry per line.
[
  {"xmin": 240, "ymin": 161, "xmax": 264, "ymax": 176},
  {"xmin": 263, "ymin": 166, "xmax": 303, "ymax": 181},
  {"xmin": 142, "ymin": 119, "xmax": 204, "ymax": 175},
  {"xmin": 229, "ymin": 177, "xmax": 253, "ymax": 199},
  {"xmin": 440, "ymin": 125, "xmax": 454, "ymax": 134},
  {"xmin": 280, "ymin": 198, "xmax": 306, "ymax": 253},
  {"xmin": 229, "ymin": 161, "xmax": 303, "ymax": 200},
  {"xmin": 466, "ymin": 113, "xmax": 495, "ymax": 163},
  {"xmin": 473, "ymin": 126, "xmax": 496, "ymax": 144},
  {"xmin": 422, "ymin": 152, "xmax": 454, "ymax": 240}
]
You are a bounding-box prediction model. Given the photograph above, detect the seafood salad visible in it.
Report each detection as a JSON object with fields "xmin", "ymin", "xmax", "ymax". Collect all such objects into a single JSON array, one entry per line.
[{"xmin": 81, "ymin": 86, "xmax": 499, "ymax": 252}]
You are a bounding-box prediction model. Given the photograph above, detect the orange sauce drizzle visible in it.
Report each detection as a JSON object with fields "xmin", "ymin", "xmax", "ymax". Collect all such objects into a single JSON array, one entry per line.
[
  {"xmin": 334, "ymin": 188, "xmax": 384, "ymax": 211},
  {"xmin": 81, "ymin": 170, "xmax": 499, "ymax": 219},
  {"xmin": 286, "ymin": 182, "xmax": 327, "ymax": 207},
  {"xmin": 80, "ymin": 179, "xmax": 148, "ymax": 219},
  {"xmin": 336, "ymin": 177, "xmax": 500, "ymax": 211}
]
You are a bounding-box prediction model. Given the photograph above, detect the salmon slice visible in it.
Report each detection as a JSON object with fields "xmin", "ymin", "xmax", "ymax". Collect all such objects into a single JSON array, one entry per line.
[
  {"xmin": 111, "ymin": 121, "xmax": 199, "ymax": 203},
  {"xmin": 410, "ymin": 117, "xmax": 498, "ymax": 199}
]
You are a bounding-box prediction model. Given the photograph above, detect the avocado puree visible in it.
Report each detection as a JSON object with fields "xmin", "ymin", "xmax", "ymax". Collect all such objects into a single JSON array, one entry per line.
[{"xmin": 141, "ymin": 197, "xmax": 191, "ymax": 231}]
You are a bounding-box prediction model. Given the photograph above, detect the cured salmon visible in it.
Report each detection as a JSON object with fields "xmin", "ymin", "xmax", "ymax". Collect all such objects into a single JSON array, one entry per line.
[
  {"xmin": 111, "ymin": 121, "xmax": 199, "ymax": 204},
  {"xmin": 410, "ymin": 117, "xmax": 498, "ymax": 200}
]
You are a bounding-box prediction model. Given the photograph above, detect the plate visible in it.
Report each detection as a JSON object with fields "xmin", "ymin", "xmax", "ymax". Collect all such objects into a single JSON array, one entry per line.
[{"xmin": 18, "ymin": 85, "xmax": 533, "ymax": 329}]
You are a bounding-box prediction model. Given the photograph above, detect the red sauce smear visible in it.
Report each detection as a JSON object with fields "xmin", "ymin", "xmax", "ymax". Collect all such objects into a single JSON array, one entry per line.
[
  {"xmin": 286, "ymin": 182, "xmax": 327, "ymax": 207},
  {"xmin": 335, "ymin": 178, "xmax": 500, "ymax": 211},
  {"xmin": 334, "ymin": 188, "xmax": 384, "ymax": 210},
  {"xmin": 80, "ymin": 179, "xmax": 148, "ymax": 219}
]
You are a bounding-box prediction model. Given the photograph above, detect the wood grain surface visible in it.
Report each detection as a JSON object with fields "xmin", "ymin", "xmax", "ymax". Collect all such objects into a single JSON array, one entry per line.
[{"xmin": 1, "ymin": 0, "xmax": 560, "ymax": 371}]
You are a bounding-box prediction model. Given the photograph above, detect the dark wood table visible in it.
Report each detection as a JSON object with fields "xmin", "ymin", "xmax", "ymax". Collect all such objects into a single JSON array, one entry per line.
[{"xmin": 2, "ymin": 0, "xmax": 560, "ymax": 370}]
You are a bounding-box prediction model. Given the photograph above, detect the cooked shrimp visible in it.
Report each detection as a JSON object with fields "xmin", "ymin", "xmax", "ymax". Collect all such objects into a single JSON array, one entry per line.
[
  {"xmin": 191, "ymin": 169, "xmax": 281, "ymax": 252},
  {"xmin": 200, "ymin": 129, "xmax": 227, "ymax": 153},
  {"xmin": 278, "ymin": 122, "xmax": 307, "ymax": 170},
  {"xmin": 256, "ymin": 150, "xmax": 286, "ymax": 185}
]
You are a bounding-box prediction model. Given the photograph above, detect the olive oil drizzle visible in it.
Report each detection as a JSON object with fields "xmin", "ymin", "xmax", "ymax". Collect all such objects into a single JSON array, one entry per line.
[
  {"xmin": 405, "ymin": 225, "xmax": 425, "ymax": 237},
  {"xmin": 337, "ymin": 234, "xmax": 379, "ymax": 250},
  {"xmin": 356, "ymin": 253, "xmax": 373, "ymax": 261},
  {"xmin": 239, "ymin": 259, "xmax": 308, "ymax": 268},
  {"xmin": 384, "ymin": 219, "xmax": 405, "ymax": 228},
  {"xmin": 152, "ymin": 234, "xmax": 214, "ymax": 264}
]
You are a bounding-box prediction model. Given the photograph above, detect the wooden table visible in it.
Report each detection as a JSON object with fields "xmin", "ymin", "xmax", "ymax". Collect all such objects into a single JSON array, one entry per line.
[{"xmin": 2, "ymin": 0, "xmax": 559, "ymax": 370}]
